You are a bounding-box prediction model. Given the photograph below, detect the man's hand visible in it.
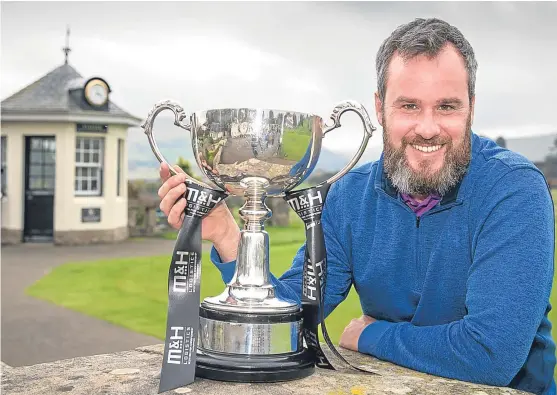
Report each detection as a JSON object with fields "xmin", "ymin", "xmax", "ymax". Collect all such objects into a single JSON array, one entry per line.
[{"xmin": 339, "ymin": 315, "xmax": 376, "ymax": 351}]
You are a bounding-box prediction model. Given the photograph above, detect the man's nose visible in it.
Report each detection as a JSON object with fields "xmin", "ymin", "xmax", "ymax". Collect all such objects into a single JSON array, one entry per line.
[{"xmin": 414, "ymin": 110, "xmax": 441, "ymax": 140}]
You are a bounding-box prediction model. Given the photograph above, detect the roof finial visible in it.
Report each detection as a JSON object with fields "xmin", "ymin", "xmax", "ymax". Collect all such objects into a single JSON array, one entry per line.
[{"xmin": 62, "ymin": 25, "xmax": 71, "ymax": 64}]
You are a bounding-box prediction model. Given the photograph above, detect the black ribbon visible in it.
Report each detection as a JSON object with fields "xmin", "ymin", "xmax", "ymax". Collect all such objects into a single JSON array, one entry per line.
[
  {"xmin": 159, "ymin": 180, "xmax": 228, "ymax": 393},
  {"xmin": 284, "ymin": 183, "xmax": 377, "ymax": 374}
]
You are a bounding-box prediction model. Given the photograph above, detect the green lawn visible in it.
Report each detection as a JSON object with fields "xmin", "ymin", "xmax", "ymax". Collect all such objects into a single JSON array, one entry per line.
[
  {"xmin": 280, "ymin": 121, "xmax": 313, "ymax": 162},
  {"xmin": 26, "ymin": 218, "xmax": 362, "ymax": 344},
  {"xmin": 25, "ymin": 192, "xmax": 557, "ymax": 374}
]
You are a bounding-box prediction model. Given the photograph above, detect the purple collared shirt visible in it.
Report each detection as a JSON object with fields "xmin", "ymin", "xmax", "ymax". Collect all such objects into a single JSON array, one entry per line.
[{"xmin": 401, "ymin": 193, "xmax": 441, "ymax": 217}]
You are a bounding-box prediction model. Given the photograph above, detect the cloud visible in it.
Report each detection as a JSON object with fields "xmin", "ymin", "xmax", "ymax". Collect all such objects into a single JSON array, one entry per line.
[{"xmin": 1, "ymin": 1, "xmax": 556, "ymax": 156}]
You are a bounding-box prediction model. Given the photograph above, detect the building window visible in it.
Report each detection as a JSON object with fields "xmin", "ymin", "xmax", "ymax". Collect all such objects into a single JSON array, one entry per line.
[
  {"xmin": 117, "ymin": 138, "xmax": 124, "ymax": 197},
  {"xmin": 75, "ymin": 137, "xmax": 104, "ymax": 196},
  {"xmin": 1, "ymin": 136, "xmax": 6, "ymax": 197}
]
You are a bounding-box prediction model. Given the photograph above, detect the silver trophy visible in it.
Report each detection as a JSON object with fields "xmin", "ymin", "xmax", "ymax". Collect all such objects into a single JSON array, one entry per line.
[{"xmin": 142, "ymin": 100, "xmax": 375, "ymax": 383}]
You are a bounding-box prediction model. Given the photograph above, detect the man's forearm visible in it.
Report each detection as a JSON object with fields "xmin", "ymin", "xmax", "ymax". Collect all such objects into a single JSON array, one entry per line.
[
  {"xmin": 212, "ymin": 226, "xmax": 240, "ymax": 263},
  {"xmin": 359, "ymin": 318, "xmax": 527, "ymax": 386}
]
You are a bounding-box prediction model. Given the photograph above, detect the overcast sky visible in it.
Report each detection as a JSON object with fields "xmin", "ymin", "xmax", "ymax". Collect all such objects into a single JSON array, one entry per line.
[{"xmin": 2, "ymin": 1, "xmax": 557, "ymax": 156}]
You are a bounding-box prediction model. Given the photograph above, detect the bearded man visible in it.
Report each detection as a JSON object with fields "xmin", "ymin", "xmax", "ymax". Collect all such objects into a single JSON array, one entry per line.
[{"xmin": 157, "ymin": 18, "xmax": 556, "ymax": 395}]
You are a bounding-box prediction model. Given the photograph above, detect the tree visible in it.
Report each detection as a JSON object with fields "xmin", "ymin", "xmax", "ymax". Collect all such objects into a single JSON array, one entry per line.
[
  {"xmin": 176, "ymin": 156, "xmax": 201, "ymax": 180},
  {"xmin": 543, "ymin": 137, "xmax": 557, "ymax": 180}
]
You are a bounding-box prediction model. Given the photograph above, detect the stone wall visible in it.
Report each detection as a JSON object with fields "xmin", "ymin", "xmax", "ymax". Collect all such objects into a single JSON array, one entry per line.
[
  {"xmin": 54, "ymin": 226, "xmax": 128, "ymax": 246},
  {"xmin": 0, "ymin": 343, "xmax": 530, "ymax": 395},
  {"xmin": 1, "ymin": 228, "xmax": 22, "ymax": 245}
]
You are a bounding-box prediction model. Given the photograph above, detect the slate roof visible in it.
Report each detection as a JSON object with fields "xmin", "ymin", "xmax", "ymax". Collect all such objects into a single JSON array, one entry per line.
[{"xmin": 1, "ymin": 62, "xmax": 141, "ymax": 123}]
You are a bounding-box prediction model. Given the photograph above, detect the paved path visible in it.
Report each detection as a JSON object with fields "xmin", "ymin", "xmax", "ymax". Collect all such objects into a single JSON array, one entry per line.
[{"xmin": 1, "ymin": 238, "xmax": 210, "ymax": 368}]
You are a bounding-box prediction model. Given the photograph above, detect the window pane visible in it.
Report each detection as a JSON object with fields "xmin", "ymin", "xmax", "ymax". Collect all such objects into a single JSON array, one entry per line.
[
  {"xmin": 44, "ymin": 151, "xmax": 55, "ymax": 164},
  {"xmin": 93, "ymin": 139, "xmax": 100, "ymax": 150},
  {"xmin": 91, "ymin": 168, "xmax": 97, "ymax": 177},
  {"xmin": 44, "ymin": 177, "xmax": 54, "ymax": 190},
  {"xmin": 45, "ymin": 165, "xmax": 55, "ymax": 176},
  {"xmin": 75, "ymin": 151, "xmax": 80, "ymax": 162},
  {"xmin": 75, "ymin": 179, "xmax": 79, "ymax": 191},
  {"xmin": 30, "ymin": 177, "xmax": 42, "ymax": 190},
  {"xmin": 84, "ymin": 152, "xmax": 90, "ymax": 162},
  {"xmin": 30, "ymin": 165, "xmax": 42, "ymax": 176},
  {"xmin": 84, "ymin": 139, "xmax": 90, "ymax": 150},
  {"xmin": 1, "ymin": 136, "xmax": 6, "ymax": 165},
  {"xmin": 91, "ymin": 180, "xmax": 98, "ymax": 190},
  {"xmin": 30, "ymin": 151, "xmax": 42, "ymax": 164},
  {"xmin": 42, "ymin": 140, "xmax": 52, "ymax": 152},
  {"xmin": 81, "ymin": 180, "xmax": 87, "ymax": 190},
  {"xmin": 92, "ymin": 153, "xmax": 99, "ymax": 163}
]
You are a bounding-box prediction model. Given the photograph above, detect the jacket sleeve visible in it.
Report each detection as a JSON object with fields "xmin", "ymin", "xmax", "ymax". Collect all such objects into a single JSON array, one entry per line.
[
  {"xmin": 210, "ymin": 178, "xmax": 354, "ymax": 319},
  {"xmin": 357, "ymin": 167, "xmax": 555, "ymax": 386}
]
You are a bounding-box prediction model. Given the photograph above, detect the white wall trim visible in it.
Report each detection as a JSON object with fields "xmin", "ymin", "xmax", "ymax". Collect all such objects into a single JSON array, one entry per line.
[{"xmin": 1, "ymin": 112, "xmax": 142, "ymax": 126}]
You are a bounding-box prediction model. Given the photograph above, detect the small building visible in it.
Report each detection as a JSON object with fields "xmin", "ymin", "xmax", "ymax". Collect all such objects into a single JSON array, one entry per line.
[{"xmin": 1, "ymin": 52, "xmax": 141, "ymax": 245}]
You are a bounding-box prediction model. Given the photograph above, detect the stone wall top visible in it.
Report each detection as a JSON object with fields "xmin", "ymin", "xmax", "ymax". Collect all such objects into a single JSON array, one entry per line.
[{"xmin": 1, "ymin": 344, "xmax": 530, "ymax": 395}]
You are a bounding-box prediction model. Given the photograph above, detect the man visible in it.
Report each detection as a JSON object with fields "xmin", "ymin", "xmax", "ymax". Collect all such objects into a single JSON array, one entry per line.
[{"xmin": 158, "ymin": 18, "xmax": 556, "ymax": 395}]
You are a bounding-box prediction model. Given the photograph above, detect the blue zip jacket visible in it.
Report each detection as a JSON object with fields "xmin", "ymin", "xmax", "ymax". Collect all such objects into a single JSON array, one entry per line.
[{"xmin": 211, "ymin": 133, "xmax": 556, "ymax": 394}]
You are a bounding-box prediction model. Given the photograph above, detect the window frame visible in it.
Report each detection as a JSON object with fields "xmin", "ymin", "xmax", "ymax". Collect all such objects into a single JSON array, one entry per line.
[
  {"xmin": 1, "ymin": 136, "xmax": 6, "ymax": 198},
  {"xmin": 74, "ymin": 136, "xmax": 104, "ymax": 197},
  {"xmin": 117, "ymin": 138, "xmax": 124, "ymax": 197}
]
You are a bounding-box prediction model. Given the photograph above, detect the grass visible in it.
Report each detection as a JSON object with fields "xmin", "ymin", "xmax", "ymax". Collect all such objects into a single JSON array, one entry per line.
[
  {"xmin": 280, "ymin": 122, "xmax": 312, "ymax": 162},
  {"xmin": 25, "ymin": 189, "xmax": 557, "ymax": 377},
  {"xmin": 26, "ymin": 220, "xmax": 361, "ymax": 343}
]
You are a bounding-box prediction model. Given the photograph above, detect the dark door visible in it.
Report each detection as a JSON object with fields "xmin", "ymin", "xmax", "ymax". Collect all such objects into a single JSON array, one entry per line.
[{"xmin": 24, "ymin": 136, "xmax": 56, "ymax": 242}]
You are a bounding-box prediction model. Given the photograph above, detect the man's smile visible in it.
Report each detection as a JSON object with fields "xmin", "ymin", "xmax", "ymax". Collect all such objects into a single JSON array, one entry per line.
[{"xmin": 411, "ymin": 144, "xmax": 444, "ymax": 153}]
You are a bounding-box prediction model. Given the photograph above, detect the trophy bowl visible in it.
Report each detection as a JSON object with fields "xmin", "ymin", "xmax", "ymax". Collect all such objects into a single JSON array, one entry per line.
[
  {"xmin": 142, "ymin": 99, "xmax": 374, "ymax": 384},
  {"xmin": 194, "ymin": 107, "xmax": 322, "ymax": 197},
  {"xmin": 146, "ymin": 102, "xmax": 325, "ymax": 196}
]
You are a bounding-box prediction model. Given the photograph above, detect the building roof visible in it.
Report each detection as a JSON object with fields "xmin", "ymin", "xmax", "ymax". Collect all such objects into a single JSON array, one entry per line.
[{"xmin": 1, "ymin": 63, "xmax": 141, "ymax": 125}]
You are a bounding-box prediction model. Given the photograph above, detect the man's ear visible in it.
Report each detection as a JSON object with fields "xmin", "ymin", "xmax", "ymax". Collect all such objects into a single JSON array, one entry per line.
[{"xmin": 375, "ymin": 92, "xmax": 383, "ymax": 127}]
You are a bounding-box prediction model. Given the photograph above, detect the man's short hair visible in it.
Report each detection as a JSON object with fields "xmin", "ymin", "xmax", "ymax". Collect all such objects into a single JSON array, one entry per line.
[{"xmin": 376, "ymin": 18, "xmax": 478, "ymax": 104}]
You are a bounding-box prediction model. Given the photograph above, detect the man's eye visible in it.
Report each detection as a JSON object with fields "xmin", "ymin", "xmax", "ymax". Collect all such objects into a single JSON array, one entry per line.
[
  {"xmin": 439, "ymin": 104, "xmax": 455, "ymax": 111},
  {"xmin": 402, "ymin": 104, "xmax": 418, "ymax": 110}
]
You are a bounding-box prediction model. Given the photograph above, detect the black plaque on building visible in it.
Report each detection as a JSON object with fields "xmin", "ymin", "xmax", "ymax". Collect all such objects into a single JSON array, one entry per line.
[
  {"xmin": 77, "ymin": 124, "xmax": 108, "ymax": 133},
  {"xmin": 81, "ymin": 208, "xmax": 101, "ymax": 223}
]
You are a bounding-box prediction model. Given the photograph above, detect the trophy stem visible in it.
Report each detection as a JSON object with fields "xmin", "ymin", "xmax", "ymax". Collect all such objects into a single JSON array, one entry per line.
[
  {"xmin": 201, "ymin": 177, "xmax": 298, "ymax": 313},
  {"xmin": 228, "ymin": 177, "xmax": 274, "ymax": 303},
  {"xmin": 238, "ymin": 177, "xmax": 271, "ymax": 232}
]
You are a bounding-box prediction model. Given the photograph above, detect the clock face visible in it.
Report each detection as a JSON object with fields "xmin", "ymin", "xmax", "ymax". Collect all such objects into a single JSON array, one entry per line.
[{"xmin": 84, "ymin": 79, "xmax": 109, "ymax": 107}]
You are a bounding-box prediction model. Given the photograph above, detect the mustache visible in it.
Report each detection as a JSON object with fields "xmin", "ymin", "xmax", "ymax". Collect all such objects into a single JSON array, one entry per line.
[{"xmin": 402, "ymin": 136, "xmax": 451, "ymax": 146}]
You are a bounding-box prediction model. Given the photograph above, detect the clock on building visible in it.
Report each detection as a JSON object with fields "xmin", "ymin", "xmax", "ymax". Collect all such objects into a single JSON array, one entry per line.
[{"xmin": 84, "ymin": 77, "xmax": 110, "ymax": 108}]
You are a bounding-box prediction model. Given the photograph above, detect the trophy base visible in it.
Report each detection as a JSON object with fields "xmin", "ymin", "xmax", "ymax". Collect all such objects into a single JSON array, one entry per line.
[
  {"xmin": 196, "ymin": 305, "xmax": 314, "ymax": 382},
  {"xmin": 195, "ymin": 347, "xmax": 315, "ymax": 383}
]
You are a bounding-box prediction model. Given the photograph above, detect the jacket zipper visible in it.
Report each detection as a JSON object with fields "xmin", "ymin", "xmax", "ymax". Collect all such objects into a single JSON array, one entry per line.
[{"xmin": 376, "ymin": 187, "xmax": 463, "ymax": 295}]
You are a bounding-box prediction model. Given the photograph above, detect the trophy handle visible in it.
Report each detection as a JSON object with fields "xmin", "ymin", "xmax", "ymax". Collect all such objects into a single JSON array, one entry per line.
[
  {"xmin": 141, "ymin": 100, "xmax": 211, "ymax": 188},
  {"xmin": 322, "ymin": 100, "xmax": 376, "ymax": 185}
]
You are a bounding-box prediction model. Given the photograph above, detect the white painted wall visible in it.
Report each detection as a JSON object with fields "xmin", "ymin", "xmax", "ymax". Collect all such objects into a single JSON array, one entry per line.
[{"xmin": 0, "ymin": 122, "xmax": 128, "ymax": 235}]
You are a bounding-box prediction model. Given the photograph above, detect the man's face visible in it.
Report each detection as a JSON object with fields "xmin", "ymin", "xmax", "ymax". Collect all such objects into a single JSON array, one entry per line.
[{"xmin": 375, "ymin": 44, "xmax": 474, "ymax": 197}]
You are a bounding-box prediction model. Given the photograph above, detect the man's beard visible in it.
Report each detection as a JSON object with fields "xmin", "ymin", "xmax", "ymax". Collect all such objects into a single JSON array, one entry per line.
[{"xmin": 382, "ymin": 114, "xmax": 472, "ymax": 197}]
